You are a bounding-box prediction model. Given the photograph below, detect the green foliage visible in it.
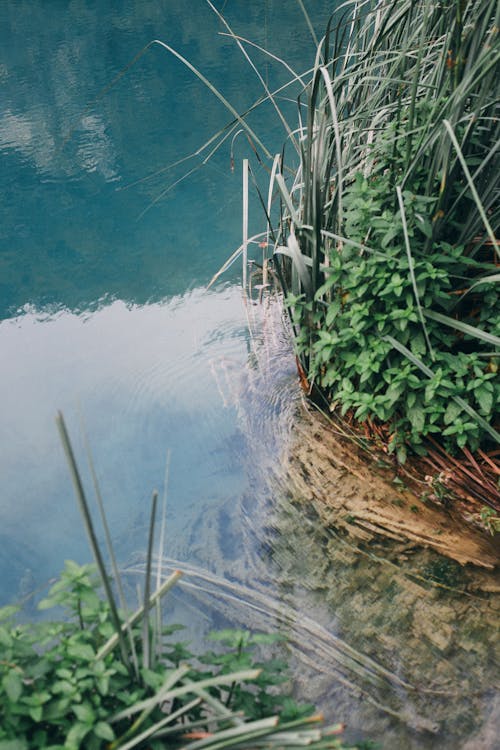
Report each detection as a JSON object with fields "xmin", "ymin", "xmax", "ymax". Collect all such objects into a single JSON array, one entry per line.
[
  {"xmin": 290, "ymin": 152, "xmax": 499, "ymax": 456},
  {"xmin": 475, "ymin": 506, "xmax": 500, "ymax": 535},
  {"xmin": 0, "ymin": 414, "xmax": 352, "ymax": 750},
  {"xmin": 268, "ymin": 0, "xmax": 500, "ymax": 459},
  {"xmin": 200, "ymin": 629, "xmax": 315, "ymax": 721},
  {"xmin": 0, "ymin": 563, "xmax": 346, "ymax": 750},
  {"xmin": 0, "ymin": 562, "xmax": 140, "ymax": 750}
]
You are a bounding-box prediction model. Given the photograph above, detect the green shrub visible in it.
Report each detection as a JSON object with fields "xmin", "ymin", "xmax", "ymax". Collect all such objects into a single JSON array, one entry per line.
[
  {"xmin": 0, "ymin": 562, "xmax": 346, "ymax": 750},
  {"xmin": 267, "ymin": 0, "xmax": 500, "ymax": 460}
]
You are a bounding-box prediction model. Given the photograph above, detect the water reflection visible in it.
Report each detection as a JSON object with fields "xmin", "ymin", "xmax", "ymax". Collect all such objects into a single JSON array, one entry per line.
[
  {"xmin": 0, "ymin": 0, "xmax": 336, "ymax": 316},
  {"xmin": 0, "ymin": 286, "xmax": 251, "ymax": 602}
]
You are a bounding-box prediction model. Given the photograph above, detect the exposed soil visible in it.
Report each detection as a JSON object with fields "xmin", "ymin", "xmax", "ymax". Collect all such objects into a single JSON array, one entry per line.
[{"xmin": 283, "ymin": 402, "xmax": 500, "ymax": 571}]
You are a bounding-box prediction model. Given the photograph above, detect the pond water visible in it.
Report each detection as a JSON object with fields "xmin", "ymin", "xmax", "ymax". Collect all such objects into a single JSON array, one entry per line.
[
  {"xmin": 1, "ymin": 0, "xmax": 331, "ymax": 596},
  {"xmin": 1, "ymin": 3, "xmax": 498, "ymax": 749}
]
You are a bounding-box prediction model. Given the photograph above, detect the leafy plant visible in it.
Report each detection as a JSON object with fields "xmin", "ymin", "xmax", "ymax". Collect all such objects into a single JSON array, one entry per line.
[
  {"xmin": 261, "ymin": 0, "xmax": 500, "ymax": 461},
  {"xmin": 0, "ymin": 413, "xmax": 353, "ymax": 750},
  {"xmin": 0, "ymin": 563, "xmax": 349, "ymax": 750},
  {"xmin": 131, "ymin": 1, "xmax": 498, "ymax": 467}
]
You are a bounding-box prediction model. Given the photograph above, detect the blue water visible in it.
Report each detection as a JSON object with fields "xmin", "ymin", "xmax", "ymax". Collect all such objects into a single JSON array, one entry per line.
[
  {"xmin": 2, "ymin": 5, "xmax": 498, "ymax": 749},
  {"xmin": 0, "ymin": 0, "xmax": 336, "ymax": 598}
]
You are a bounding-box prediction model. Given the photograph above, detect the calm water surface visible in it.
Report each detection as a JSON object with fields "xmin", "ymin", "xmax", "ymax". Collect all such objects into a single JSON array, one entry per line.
[
  {"xmin": 1, "ymin": 0, "xmax": 331, "ymax": 591},
  {"xmin": 1, "ymin": 3, "xmax": 498, "ymax": 749}
]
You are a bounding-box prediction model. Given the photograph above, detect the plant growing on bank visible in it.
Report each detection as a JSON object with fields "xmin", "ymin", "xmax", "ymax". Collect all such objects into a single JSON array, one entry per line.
[
  {"xmin": 0, "ymin": 414, "xmax": 351, "ymax": 750},
  {"xmin": 159, "ymin": 0, "xmax": 498, "ymax": 467},
  {"xmin": 264, "ymin": 0, "xmax": 500, "ymax": 464},
  {"xmin": 0, "ymin": 563, "xmax": 345, "ymax": 750}
]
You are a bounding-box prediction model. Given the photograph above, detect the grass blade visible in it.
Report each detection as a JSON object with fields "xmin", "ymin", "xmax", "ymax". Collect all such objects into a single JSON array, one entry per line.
[
  {"xmin": 55, "ymin": 411, "xmax": 132, "ymax": 673},
  {"xmin": 397, "ymin": 186, "xmax": 435, "ymax": 358},
  {"xmin": 443, "ymin": 118, "xmax": 499, "ymax": 258},
  {"xmin": 111, "ymin": 670, "xmax": 261, "ymax": 723},
  {"xmin": 424, "ymin": 309, "xmax": 500, "ymax": 347},
  {"xmin": 96, "ymin": 570, "xmax": 182, "ymax": 661},
  {"xmin": 114, "ymin": 698, "xmax": 202, "ymax": 750},
  {"xmin": 142, "ymin": 490, "xmax": 158, "ymax": 670}
]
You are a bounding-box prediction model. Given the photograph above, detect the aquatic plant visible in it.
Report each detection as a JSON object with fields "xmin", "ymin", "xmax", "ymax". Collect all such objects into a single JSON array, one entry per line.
[
  {"xmin": 0, "ymin": 413, "xmax": 350, "ymax": 750},
  {"xmin": 263, "ymin": 0, "xmax": 500, "ymax": 466},
  {"xmin": 0, "ymin": 562, "xmax": 347, "ymax": 750},
  {"xmin": 165, "ymin": 0, "xmax": 498, "ymax": 487}
]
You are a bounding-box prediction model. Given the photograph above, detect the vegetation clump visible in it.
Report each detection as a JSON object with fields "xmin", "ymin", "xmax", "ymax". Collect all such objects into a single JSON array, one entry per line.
[
  {"xmin": 0, "ymin": 562, "xmax": 343, "ymax": 750},
  {"xmin": 0, "ymin": 414, "xmax": 351, "ymax": 750},
  {"xmin": 265, "ymin": 0, "xmax": 499, "ymax": 467}
]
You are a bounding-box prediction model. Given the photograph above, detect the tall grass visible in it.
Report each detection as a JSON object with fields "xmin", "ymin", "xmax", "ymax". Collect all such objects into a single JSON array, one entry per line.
[
  {"xmin": 18, "ymin": 412, "xmax": 349, "ymax": 750},
  {"xmin": 260, "ymin": 0, "xmax": 500, "ymax": 462},
  {"xmin": 97, "ymin": 2, "xmax": 498, "ymax": 464}
]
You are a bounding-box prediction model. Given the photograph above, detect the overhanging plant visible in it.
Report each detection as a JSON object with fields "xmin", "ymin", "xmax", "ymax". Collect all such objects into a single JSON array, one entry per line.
[{"xmin": 0, "ymin": 413, "xmax": 351, "ymax": 750}]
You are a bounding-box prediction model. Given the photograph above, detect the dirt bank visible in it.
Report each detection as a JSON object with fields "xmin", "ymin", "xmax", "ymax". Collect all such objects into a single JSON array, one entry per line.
[{"xmin": 282, "ymin": 402, "xmax": 500, "ymax": 571}]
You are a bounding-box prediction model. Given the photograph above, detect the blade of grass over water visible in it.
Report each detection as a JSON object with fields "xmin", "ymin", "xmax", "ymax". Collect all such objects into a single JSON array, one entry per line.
[
  {"xmin": 155, "ymin": 448, "xmax": 171, "ymax": 661},
  {"xmin": 152, "ymin": 40, "xmax": 272, "ymax": 161},
  {"xmin": 79, "ymin": 412, "xmax": 140, "ymax": 678},
  {"xmin": 55, "ymin": 412, "xmax": 132, "ymax": 673},
  {"xmin": 96, "ymin": 569, "xmax": 183, "ymax": 661},
  {"xmin": 142, "ymin": 489, "xmax": 158, "ymax": 671},
  {"xmin": 243, "ymin": 158, "xmax": 249, "ymax": 293},
  {"xmin": 206, "ymin": 0, "xmax": 299, "ymax": 154}
]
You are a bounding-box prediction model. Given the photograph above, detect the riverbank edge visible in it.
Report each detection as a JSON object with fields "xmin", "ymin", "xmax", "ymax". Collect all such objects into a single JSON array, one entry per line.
[{"xmin": 281, "ymin": 397, "xmax": 500, "ymax": 574}]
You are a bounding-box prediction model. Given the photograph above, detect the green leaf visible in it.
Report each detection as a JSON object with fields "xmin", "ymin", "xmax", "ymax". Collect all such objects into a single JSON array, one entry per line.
[
  {"xmin": 96, "ymin": 676, "xmax": 110, "ymax": 696},
  {"xmin": 67, "ymin": 642, "xmax": 95, "ymax": 662},
  {"xmin": 141, "ymin": 668, "xmax": 164, "ymax": 690},
  {"xmin": 386, "ymin": 381, "xmax": 406, "ymax": 405},
  {"xmin": 0, "ymin": 626, "xmax": 13, "ymax": 648},
  {"xmin": 475, "ymin": 386, "xmax": 493, "ymax": 415},
  {"xmin": 444, "ymin": 402, "xmax": 462, "ymax": 426},
  {"xmin": 65, "ymin": 722, "xmax": 91, "ymax": 750},
  {"xmin": 43, "ymin": 697, "xmax": 72, "ymax": 721},
  {"xmin": 408, "ymin": 405, "xmax": 425, "ymax": 433},
  {"xmin": 2, "ymin": 670, "xmax": 23, "ymax": 703},
  {"xmin": 325, "ymin": 299, "xmax": 341, "ymax": 326},
  {"xmin": 93, "ymin": 722, "xmax": 115, "ymax": 741},
  {"xmin": 0, "ymin": 606, "xmax": 20, "ymax": 622},
  {"xmin": 410, "ymin": 332, "xmax": 426, "ymax": 357},
  {"xmin": 29, "ymin": 705, "xmax": 43, "ymax": 723},
  {"xmin": 51, "ymin": 680, "xmax": 75, "ymax": 696},
  {"xmin": 37, "ymin": 597, "xmax": 59, "ymax": 611},
  {"xmin": 73, "ymin": 702, "xmax": 95, "ymax": 724}
]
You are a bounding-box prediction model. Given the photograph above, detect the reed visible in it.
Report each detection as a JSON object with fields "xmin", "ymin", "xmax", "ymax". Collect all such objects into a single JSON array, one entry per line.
[
  {"xmin": 0, "ymin": 413, "xmax": 350, "ymax": 750},
  {"xmin": 258, "ymin": 0, "xmax": 500, "ymax": 465}
]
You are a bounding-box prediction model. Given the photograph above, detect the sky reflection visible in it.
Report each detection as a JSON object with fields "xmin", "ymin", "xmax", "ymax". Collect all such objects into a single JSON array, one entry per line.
[{"xmin": 0, "ymin": 286, "xmax": 250, "ymax": 602}]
